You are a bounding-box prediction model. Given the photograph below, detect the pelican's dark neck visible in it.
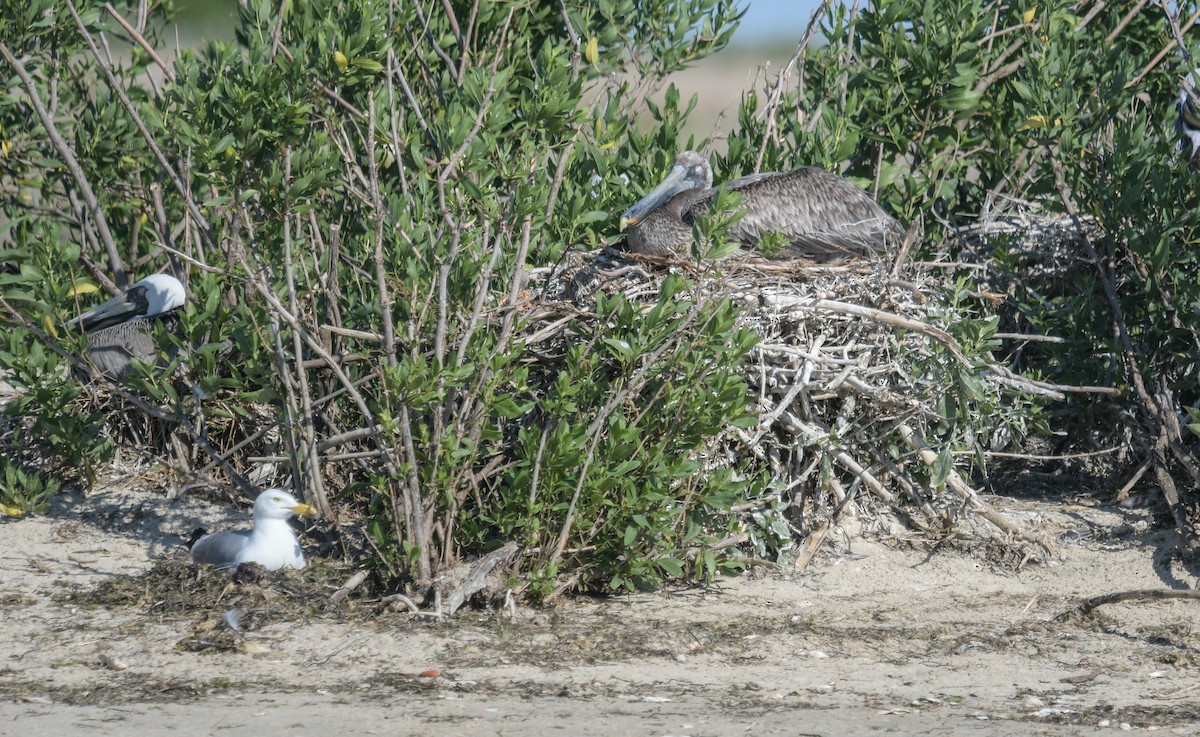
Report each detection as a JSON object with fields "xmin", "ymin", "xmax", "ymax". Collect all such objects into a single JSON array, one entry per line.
[{"xmin": 626, "ymin": 189, "xmax": 710, "ymax": 256}]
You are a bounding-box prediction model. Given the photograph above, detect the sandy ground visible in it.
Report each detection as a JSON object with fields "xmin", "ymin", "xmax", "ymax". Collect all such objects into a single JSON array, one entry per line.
[{"xmin": 1, "ymin": 483, "xmax": 1199, "ymax": 737}]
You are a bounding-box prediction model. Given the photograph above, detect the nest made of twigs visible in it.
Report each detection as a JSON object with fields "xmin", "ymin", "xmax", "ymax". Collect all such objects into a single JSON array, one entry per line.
[{"xmin": 526, "ymin": 243, "xmax": 1068, "ymax": 559}]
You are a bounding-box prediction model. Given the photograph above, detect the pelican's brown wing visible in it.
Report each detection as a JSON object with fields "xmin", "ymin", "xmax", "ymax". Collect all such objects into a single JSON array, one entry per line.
[{"xmin": 687, "ymin": 167, "xmax": 903, "ymax": 260}]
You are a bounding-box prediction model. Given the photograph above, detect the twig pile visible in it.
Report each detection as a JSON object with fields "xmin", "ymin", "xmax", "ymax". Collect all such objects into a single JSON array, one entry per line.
[
  {"xmin": 949, "ymin": 211, "xmax": 1103, "ymax": 285},
  {"xmin": 952, "ymin": 210, "xmax": 1200, "ymax": 557},
  {"xmin": 84, "ymin": 387, "xmax": 285, "ymax": 493},
  {"xmin": 530, "ymin": 246, "xmax": 1062, "ymax": 559}
]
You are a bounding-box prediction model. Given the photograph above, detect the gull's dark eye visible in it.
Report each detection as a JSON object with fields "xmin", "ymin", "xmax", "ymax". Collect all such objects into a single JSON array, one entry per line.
[{"xmin": 273, "ymin": 496, "xmax": 281, "ymax": 503}]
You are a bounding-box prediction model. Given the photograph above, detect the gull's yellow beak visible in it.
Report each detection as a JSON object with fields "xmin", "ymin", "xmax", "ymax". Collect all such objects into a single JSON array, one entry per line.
[{"xmin": 291, "ymin": 502, "xmax": 319, "ymax": 519}]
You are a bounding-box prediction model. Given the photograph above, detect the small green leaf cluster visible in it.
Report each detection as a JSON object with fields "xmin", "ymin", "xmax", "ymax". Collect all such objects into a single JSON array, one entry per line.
[
  {"xmin": 906, "ymin": 277, "xmax": 1049, "ymax": 490},
  {"xmin": 0, "ymin": 455, "xmax": 61, "ymax": 516},
  {"xmin": 0, "ymin": 327, "xmax": 114, "ymax": 489}
]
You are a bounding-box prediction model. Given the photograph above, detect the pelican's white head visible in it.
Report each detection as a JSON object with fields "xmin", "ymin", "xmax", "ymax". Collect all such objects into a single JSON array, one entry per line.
[
  {"xmin": 70, "ymin": 272, "xmax": 186, "ymax": 332},
  {"xmin": 137, "ymin": 273, "xmax": 186, "ymax": 317}
]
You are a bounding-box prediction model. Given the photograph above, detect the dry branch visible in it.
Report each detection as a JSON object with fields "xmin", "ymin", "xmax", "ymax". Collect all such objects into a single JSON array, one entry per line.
[
  {"xmin": 1061, "ymin": 588, "xmax": 1200, "ymax": 619},
  {"xmin": 442, "ymin": 541, "xmax": 520, "ymax": 615},
  {"xmin": 330, "ymin": 570, "xmax": 369, "ymax": 604}
]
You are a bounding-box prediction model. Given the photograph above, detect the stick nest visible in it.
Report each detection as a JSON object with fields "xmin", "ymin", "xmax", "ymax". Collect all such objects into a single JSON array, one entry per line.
[{"xmin": 528, "ymin": 244, "xmax": 1059, "ymax": 560}]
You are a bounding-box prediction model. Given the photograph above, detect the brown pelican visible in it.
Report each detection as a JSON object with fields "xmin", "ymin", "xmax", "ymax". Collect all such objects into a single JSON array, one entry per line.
[
  {"xmin": 619, "ymin": 151, "xmax": 904, "ymax": 260},
  {"xmin": 189, "ymin": 489, "xmax": 318, "ymax": 570},
  {"xmin": 68, "ymin": 273, "xmax": 186, "ymax": 379},
  {"xmin": 1179, "ymin": 68, "xmax": 1200, "ymax": 170}
]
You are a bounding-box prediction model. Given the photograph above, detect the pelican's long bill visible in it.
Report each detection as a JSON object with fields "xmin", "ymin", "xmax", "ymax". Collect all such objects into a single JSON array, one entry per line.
[
  {"xmin": 620, "ymin": 162, "xmax": 700, "ymax": 230},
  {"xmin": 69, "ymin": 289, "xmax": 147, "ymax": 333},
  {"xmin": 68, "ymin": 274, "xmax": 186, "ymax": 333}
]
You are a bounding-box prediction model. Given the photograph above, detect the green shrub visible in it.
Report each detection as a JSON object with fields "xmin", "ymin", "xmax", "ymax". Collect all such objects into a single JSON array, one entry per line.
[{"xmin": 0, "ymin": 0, "xmax": 757, "ymax": 592}]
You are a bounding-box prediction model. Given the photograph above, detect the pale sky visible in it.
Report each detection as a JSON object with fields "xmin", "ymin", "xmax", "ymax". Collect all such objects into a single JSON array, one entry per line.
[
  {"xmin": 167, "ymin": 1, "xmax": 834, "ymax": 148},
  {"xmin": 178, "ymin": 1, "xmax": 832, "ymax": 45},
  {"xmin": 737, "ymin": 0, "xmax": 829, "ymax": 42}
]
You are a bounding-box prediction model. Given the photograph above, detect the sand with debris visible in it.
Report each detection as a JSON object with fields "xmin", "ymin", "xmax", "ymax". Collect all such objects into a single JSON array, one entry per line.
[{"xmin": 1, "ymin": 482, "xmax": 1198, "ymax": 736}]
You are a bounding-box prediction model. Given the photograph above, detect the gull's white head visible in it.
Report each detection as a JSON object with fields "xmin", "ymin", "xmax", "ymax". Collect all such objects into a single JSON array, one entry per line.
[{"xmin": 252, "ymin": 489, "xmax": 319, "ymax": 522}]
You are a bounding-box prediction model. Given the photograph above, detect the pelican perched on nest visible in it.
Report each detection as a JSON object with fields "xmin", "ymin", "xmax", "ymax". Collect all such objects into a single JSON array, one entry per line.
[
  {"xmin": 68, "ymin": 273, "xmax": 186, "ymax": 379},
  {"xmin": 619, "ymin": 151, "xmax": 904, "ymax": 261}
]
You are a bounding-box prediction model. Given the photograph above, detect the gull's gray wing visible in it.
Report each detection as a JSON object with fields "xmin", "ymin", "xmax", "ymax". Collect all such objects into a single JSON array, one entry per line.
[{"xmin": 190, "ymin": 530, "xmax": 251, "ymax": 568}]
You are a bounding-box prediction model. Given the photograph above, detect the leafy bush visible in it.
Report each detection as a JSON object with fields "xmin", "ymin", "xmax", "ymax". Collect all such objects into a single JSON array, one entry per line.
[
  {"xmin": 0, "ymin": 0, "xmax": 758, "ymax": 592},
  {"xmin": 480, "ymin": 277, "xmax": 760, "ymax": 596},
  {"xmin": 0, "ymin": 243, "xmax": 116, "ymax": 487}
]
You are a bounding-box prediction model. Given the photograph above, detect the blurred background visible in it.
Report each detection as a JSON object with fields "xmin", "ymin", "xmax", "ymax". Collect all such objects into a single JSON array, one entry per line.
[
  {"xmin": 173, "ymin": 0, "xmax": 830, "ymax": 141},
  {"xmin": 175, "ymin": 0, "xmax": 825, "ymax": 45}
]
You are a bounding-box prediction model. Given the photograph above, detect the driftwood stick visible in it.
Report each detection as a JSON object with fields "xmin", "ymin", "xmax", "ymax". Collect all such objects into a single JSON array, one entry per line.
[
  {"xmin": 381, "ymin": 593, "xmax": 436, "ymax": 616},
  {"xmin": 994, "ymin": 332, "xmax": 1065, "ymax": 344},
  {"xmin": 444, "ymin": 541, "xmax": 520, "ymax": 616},
  {"xmin": 1152, "ymin": 680, "xmax": 1200, "ymax": 700},
  {"xmin": 1060, "ymin": 588, "xmax": 1200, "ymax": 619},
  {"xmin": 793, "ymin": 521, "xmax": 831, "ymax": 574},
  {"xmin": 330, "ymin": 570, "xmax": 369, "ymax": 604},
  {"xmin": 982, "ymin": 446, "xmax": 1123, "ymax": 462},
  {"xmin": 986, "ymin": 364, "xmax": 1118, "ymax": 397},
  {"xmin": 984, "ymin": 371, "xmax": 1066, "ymax": 400},
  {"xmin": 1115, "ymin": 458, "xmax": 1152, "ymax": 502},
  {"xmin": 898, "ymin": 423, "xmax": 1049, "ymax": 547},
  {"xmin": 320, "ymin": 325, "xmax": 384, "ymax": 342}
]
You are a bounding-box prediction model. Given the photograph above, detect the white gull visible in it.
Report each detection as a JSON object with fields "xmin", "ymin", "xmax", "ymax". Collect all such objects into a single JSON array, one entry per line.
[{"xmin": 189, "ymin": 490, "xmax": 318, "ymax": 570}]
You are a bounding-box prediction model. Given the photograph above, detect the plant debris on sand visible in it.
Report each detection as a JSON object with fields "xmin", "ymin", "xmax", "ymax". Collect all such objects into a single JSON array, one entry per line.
[
  {"xmin": 66, "ymin": 557, "xmax": 373, "ymax": 650},
  {"xmin": 4, "ymin": 489, "xmax": 1199, "ymax": 733}
]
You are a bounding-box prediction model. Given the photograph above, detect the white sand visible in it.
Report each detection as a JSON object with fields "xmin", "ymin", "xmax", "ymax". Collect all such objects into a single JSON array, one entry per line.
[{"xmin": 1, "ymin": 483, "xmax": 1197, "ymax": 735}]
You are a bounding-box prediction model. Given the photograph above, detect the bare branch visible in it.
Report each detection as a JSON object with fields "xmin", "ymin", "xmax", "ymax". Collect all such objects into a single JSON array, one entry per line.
[{"xmin": 0, "ymin": 41, "xmax": 127, "ymax": 287}]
